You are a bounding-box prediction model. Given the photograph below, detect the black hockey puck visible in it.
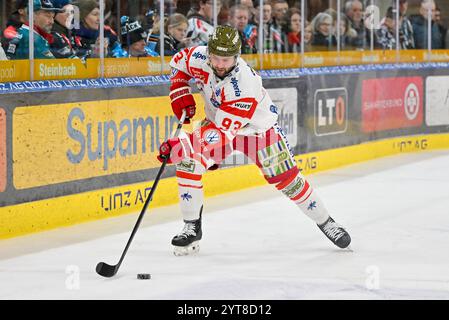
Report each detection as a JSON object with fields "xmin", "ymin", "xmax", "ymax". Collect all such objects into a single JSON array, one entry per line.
[{"xmin": 137, "ymin": 273, "xmax": 151, "ymax": 280}]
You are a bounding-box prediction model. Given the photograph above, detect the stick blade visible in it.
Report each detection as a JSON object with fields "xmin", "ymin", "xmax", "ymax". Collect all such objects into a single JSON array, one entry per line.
[{"xmin": 96, "ymin": 262, "xmax": 118, "ymax": 278}]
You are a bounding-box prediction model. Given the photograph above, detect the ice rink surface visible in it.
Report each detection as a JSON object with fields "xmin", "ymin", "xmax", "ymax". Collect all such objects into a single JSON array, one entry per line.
[{"xmin": 1, "ymin": 149, "xmax": 449, "ymax": 300}]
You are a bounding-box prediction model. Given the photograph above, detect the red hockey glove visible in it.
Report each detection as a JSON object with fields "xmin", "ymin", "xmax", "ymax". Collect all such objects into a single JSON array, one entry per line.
[
  {"xmin": 169, "ymin": 87, "xmax": 196, "ymax": 124},
  {"xmin": 170, "ymin": 69, "xmax": 196, "ymax": 124},
  {"xmin": 157, "ymin": 138, "xmax": 185, "ymax": 164}
]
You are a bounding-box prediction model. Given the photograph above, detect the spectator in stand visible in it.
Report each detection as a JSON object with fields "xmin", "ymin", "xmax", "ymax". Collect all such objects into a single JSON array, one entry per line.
[
  {"xmin": 267, "ymin": 0, "xmax": 288, "ymax": 52},
  {"xmin": 154, "ymin": 13, "xmax": 191, "ymax": 56},
  {"xmin": 375, "ymin": 6, "xmax": 397, "ymax": 50},
  {"xmin": 229, "ymin": 4, "xmax": 257, "ymax": 54},
  {"xmin": 252, "ymin": 0, "xmax": 277, "ymax": 53},
  {"xmin": 344, "ymin": 0, "xmax": 366, "ymax": 49},
  {"xmin": 216, "ymin": 0, "xmax": 231, "ymax": 25},
  {"xmin": 50, "ymin": 0, "xmax": 78, "ymax": 58},
  {"xmin": 271, "ymin": 0, "xmax": 288, "ymax": 32},
  {"xmin": 336, "ymin": 13, "xmax": 358, "ymax": 50},
  {"xmin": 283, "ymin": 7, "xmax": 301, "ymax": 53},
  {"xmin": 311, "ymin": 12, "xmax": 336, "ymax": 51},
  {"xmin": 145, "ymin": 2, "xmax": 169, "ymax": 56},
  {"xmin": 73, "ymin": 0, "xmax": 122, "ymax": 58},
  {"xmin": 2, "ymin": 0, "xmax": 29, "ymax": 53},
  {"xmin": 434, "ymin": 6, "xmax": 447, "ymax": 48},
  {"xmin": 410, "ymin": 0, "xmax": 443, "ymax": 49},
  {"xmin": 239, "ymin": 0, "xmax": 255, "ymax": 23},
  {"xmin": 6, "ymin": 0, "xmax": 62, "ymax": 60},
  {"xmin": 120, "ymin": 16, "xmax": 149, "ymax": 57},
  {"xmin": 324, "ymin": 8, "xmax": 357, "ymax": 50},
  {"xmin": 186, "ymin": 0, "xmax": 221, "ymax": 46},
  {"xmin": 393, "ymin": 0, "xmax": 415, "ymax": 49},
  {"xmin": 303, "ymin": 20, "xmax": 313, "ymax": 51}
]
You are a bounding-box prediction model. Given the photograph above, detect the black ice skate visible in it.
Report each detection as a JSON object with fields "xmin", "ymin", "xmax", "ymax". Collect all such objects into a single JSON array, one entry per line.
[
  {"xmin": 172, "ymin": 207, "xmax": 203, "ymax": 256},
  {"xmin": 318, "ymin": 216, "xmax": 351, "ymax": 249}
]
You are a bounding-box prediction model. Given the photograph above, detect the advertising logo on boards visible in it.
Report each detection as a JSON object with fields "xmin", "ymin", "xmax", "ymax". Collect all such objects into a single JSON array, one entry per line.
[
  {"xmin": 362, "ymin": 77, "xmax": 423, "ymax": 132},
  {"xmin": 425, "ymin": 76, "xmax": 449, "ymax": 126},
  {"xmin": 314, "ymin": 87, "xmax": 348, "ymax": 136}
]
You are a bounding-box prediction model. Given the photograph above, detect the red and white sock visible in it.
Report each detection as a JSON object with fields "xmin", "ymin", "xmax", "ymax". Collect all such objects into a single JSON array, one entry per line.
[{"xmin": 276, "ymin": 172, "xmax": 329, "ymax": 225}]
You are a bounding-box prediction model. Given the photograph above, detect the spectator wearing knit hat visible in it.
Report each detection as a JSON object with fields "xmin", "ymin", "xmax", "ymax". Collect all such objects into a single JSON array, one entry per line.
[
  {"xmin": 120, "ymin": 16, "xmax": 150, "ymax": 57},
  {"xmin": 73, "ymin": 0, "xmax": 120, "ymax": 58}
]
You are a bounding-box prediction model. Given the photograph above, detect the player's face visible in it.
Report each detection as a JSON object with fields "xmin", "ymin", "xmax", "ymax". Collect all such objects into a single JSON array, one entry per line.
[{"xmin": 209, "ymin": 53, "xmax": 237, "ymax": 78}]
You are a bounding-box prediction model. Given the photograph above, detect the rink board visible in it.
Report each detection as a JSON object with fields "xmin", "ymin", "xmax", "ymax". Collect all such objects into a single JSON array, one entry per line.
[
  {"xmin": 1, "ymin": 132, "xmax": 448, "ymax": 239},
  {"xmin": 2, "ymin": 63, "xmax": 449, "ymax": 239}
]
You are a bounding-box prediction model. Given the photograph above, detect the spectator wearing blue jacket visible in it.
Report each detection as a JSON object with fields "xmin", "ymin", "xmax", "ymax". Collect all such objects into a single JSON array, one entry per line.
[{"xmin": 410, "ymin": 0, "xmax": 443, "ymax": 49}]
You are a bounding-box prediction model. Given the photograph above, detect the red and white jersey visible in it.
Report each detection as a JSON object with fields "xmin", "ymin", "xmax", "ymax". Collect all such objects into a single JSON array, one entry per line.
[
  {"xmin": 169, "ymin": 46, "xmax": 278, "ymax": 137},
  {"xmin": 187, "ymin": 17, "xmax": 214, "ymax": 46}
]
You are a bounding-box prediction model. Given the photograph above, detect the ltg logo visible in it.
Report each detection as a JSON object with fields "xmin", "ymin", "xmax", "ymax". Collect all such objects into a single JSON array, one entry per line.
[{"xmin": 314, "ymin": 88, "xmax": 348, "ymax": 136}]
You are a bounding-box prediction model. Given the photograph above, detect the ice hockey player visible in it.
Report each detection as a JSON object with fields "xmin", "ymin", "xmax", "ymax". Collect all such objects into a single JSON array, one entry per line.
[{"xmin": 157, "ymin": 25, "xmax": 351, "ymax": 256}]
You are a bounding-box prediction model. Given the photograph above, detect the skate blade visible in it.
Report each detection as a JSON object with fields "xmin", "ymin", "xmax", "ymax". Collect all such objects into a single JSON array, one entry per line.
[{"xmin": 173, "ymin": 241, "xmax": 200, "ymax": 256}]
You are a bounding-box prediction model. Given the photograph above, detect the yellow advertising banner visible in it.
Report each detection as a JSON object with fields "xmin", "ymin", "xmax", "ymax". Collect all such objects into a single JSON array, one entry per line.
[
  {"xmin": 422, "ymin": 49, "xmax": 449, "ymax": 62},
  {"xmin": 34, "ymin": 58, "xmax": 100, "ymax": 80},
  {"xmin": 104, "ymin": 56, "xmax": 172, "ymax": 77},
  {"xmin": 0, "ymin": 108, "xmax": 6, "ymax": 192},
  {"xmin": 13, "ymin": 95, "xmax": 205, "ymax": 189},
  {"xmin": 0, "ymin": 59, "xmax": 30, "ymax": 82},
  {"xmin": 3, "ymin": 50, "xmax": 449, "ymax": 83}
]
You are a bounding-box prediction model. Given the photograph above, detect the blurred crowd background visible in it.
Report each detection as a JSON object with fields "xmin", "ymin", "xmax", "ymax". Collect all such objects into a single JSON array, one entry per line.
[{"xmin": 0, "ymin": 0, "xmax": 448, "ymax": 61}]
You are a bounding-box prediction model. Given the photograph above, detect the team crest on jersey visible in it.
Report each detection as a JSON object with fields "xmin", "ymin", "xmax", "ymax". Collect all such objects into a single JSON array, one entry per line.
[{"xmin": 203, "ymin": 129, "xmax": 221, "ymax": 145}]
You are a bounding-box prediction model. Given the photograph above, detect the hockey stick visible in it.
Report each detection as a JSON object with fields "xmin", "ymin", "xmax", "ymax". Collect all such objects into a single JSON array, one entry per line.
[{"xmin": 96, "ymin": 109, "xmax": 187, "ymax": 278}]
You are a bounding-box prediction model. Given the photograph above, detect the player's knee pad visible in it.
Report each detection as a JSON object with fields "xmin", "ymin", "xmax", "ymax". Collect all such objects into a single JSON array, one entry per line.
[{"xmin": 255, "ymin": 125, "xmax": 298, "ymax": 183}]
